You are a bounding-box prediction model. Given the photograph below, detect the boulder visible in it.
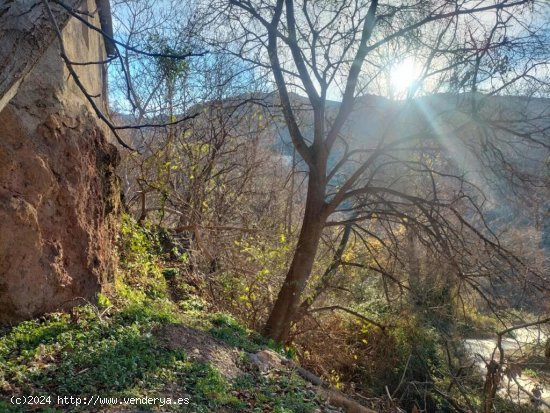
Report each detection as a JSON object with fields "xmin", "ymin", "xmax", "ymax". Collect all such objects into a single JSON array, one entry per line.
[{"xmin": 0, "ymin": 0, "xmax": 119, "ymax": 323}]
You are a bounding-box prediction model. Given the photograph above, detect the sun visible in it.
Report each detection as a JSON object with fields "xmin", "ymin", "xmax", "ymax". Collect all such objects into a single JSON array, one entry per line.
[{"xmin": 390, "ymin": 57, "xmax": 423, "ymax": 98}]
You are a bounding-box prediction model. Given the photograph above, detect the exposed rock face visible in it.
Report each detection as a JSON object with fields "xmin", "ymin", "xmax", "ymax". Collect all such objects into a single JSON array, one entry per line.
[
  {"xmin": 0, "ymin": 0, "xmax": 119, "ymax": 323},
  {"xmin": 0, "ymin": 0, "xmax": 83, "ymax": 112}
]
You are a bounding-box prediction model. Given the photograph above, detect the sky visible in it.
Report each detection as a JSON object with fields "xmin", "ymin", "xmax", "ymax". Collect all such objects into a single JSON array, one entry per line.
[{"xmin": 105, "ymin": 0, "xmax": 550, "ymax": 115}]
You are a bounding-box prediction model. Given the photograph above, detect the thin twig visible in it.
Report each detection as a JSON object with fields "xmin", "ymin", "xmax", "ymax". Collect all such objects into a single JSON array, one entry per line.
[{"xmin": 308, "ymin": 305, "xmax": 386, "ymax": 331}]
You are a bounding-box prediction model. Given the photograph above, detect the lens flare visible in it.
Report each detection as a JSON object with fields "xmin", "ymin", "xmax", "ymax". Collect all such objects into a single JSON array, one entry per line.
[{"xmin": 390, "ymin": 57, "xmax": 423, "ymax": 98}]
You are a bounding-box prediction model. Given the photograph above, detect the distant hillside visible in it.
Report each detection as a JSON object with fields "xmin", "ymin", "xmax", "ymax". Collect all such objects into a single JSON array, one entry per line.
[{"xmin": 114, "ymin": 91, "xmax": 550, "ymax": 251}]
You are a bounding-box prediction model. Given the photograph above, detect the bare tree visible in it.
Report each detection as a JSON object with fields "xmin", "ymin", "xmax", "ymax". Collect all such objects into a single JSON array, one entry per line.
[{"xmin": 210, "ymin": 0, "xmax": 550, "ymax": 343}]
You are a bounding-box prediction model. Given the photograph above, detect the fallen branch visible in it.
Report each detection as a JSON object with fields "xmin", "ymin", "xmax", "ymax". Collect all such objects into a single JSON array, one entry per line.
[
  {"xmin": 279, "ymin": 358, "xmax": 376, "ymax": 413},
  {"xmin": 308, "ymin": 305, "xmax": 386, "ymax": 331},
  {"xmin": 174, "ymin": 224, "xmax": 258, "ymax": 233},
  {"xmin": 511, "ymin": 376, "xmax": 550, "ymax": 409}
]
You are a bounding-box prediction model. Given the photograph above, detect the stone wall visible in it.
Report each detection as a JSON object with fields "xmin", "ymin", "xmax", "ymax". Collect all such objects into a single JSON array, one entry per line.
[{"xmin": 0, "ymin": 0, "xmax": 120, "ymax": 322}]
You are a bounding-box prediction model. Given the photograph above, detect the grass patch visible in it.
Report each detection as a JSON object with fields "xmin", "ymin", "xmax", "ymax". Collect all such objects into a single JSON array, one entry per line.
[
  {"xmin": 0, "ymin": 214, "xmax": 323, "ymax": 412},
  {"xmin": 0, "ymin": 301, "xmax": 321, "ymax": 412},
  {"xmin": 233, "ymin": 371, "xmax": 319, "ymax": 413}
]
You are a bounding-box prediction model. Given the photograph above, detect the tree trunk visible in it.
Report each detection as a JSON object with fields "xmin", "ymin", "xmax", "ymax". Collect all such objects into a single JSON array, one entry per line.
[
  {"xmin": 263, "ymin": 171, "xmax": 326, "ymax": 343},
  {"xmin": 293, "ymin": 221, "xmax": 353, "ymax": 323},
  {"xmin": 406, "ymin": 225, "xmax": 421, "ymax": 306}
]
